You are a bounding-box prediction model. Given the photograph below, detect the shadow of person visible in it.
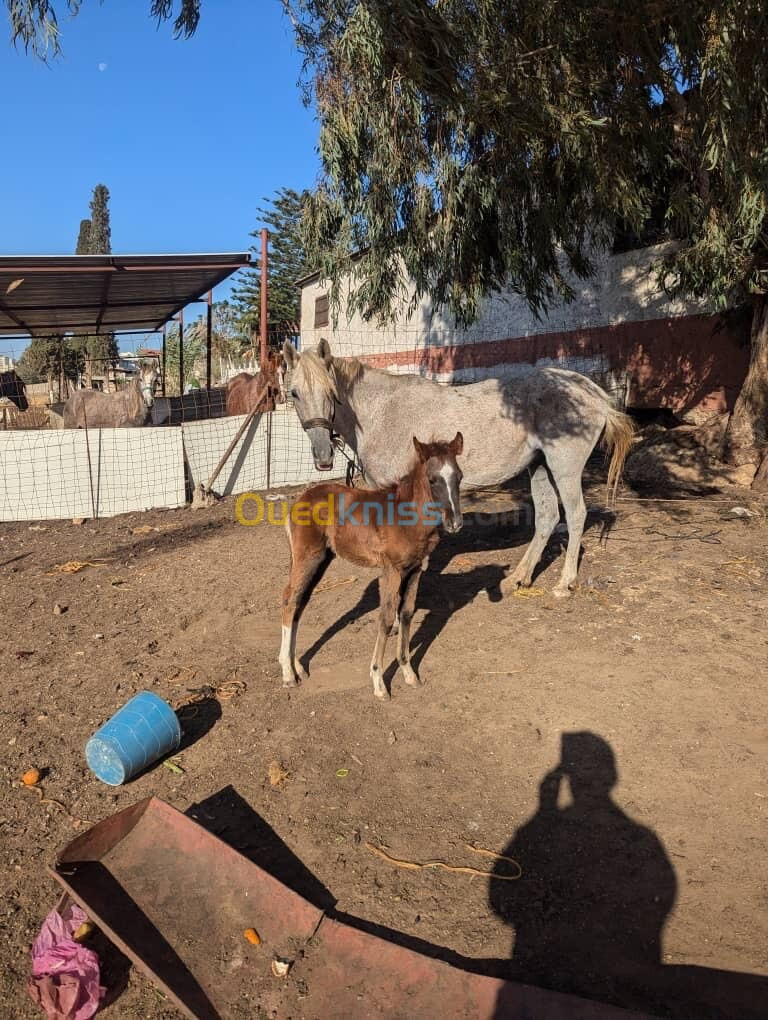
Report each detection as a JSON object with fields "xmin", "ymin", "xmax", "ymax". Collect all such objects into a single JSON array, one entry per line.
[
  {"xmin": 489, "ymin": 732, "xmax": 676, "ymax": 1015},
  {"xmin": 489, "ymin": 733, "xmax": 768, "ymax": 1019}
]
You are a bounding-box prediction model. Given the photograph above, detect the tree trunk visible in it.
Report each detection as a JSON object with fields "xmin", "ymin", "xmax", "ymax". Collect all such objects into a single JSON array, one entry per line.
[
  {"xmin": 752, "ymin": 449, "xmax": 768, "ymax": 491},
  {"xmin": 723, "ymin": 294, "xmax": 768, "ymax": 487}
]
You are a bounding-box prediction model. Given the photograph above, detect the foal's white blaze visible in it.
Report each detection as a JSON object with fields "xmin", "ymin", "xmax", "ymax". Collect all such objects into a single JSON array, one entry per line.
[{"xmin": 439, "ymin": 461, "xmax": 459, "ymax": 523}]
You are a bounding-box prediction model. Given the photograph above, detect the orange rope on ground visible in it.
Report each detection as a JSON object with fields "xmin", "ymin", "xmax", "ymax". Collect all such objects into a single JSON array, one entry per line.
[{"xmin": 365, "ymin": 842, "xmax": 522, "ymax": 880}]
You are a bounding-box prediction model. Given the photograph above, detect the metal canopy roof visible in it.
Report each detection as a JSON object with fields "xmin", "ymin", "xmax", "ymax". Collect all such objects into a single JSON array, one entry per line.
[{"xmin": 0, "ymin": 253, "xmax": 251, "ymax": 336}]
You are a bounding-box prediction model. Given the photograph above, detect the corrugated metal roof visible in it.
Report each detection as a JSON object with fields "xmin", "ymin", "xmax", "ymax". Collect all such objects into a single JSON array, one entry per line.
[{"xmin": 0, "ymin": 253, "xmax": 250, "ymax": 336}]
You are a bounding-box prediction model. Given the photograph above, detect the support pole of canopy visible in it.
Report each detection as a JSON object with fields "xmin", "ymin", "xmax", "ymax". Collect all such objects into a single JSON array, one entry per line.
[
  {"xmin": 178, "ymin": 309, "xmax": 184, "ymax": 396},
  {"xmin": 205, "ymin": 290, "xmax": 213, "ymax": 390},
  {"xmin": 161, "ymin": 323, "xmax": 167, "ymax": 396}
]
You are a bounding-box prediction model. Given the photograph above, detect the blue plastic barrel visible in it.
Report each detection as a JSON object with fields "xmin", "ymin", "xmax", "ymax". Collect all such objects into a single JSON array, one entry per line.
[{"xmin": 85, "ymin": 691, "xmax": 182, "ymax": 785}]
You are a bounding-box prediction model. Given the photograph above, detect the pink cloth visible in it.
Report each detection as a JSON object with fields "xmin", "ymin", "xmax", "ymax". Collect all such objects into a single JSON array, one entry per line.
[{"xmin": 28, "ymin": 903, "xmax": 106, "ymax": 1020}]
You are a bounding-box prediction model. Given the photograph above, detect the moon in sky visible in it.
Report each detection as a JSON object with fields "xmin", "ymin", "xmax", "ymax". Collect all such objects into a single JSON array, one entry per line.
[{"xmin": 98, "ymin": 63, "xmax": 108, "ymax": 72}]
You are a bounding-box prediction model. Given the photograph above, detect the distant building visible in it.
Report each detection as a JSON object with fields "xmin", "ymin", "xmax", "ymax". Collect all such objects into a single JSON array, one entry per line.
[{"xmin": 0, "ymin": 355, "xmax": 15, "ymax": 372}]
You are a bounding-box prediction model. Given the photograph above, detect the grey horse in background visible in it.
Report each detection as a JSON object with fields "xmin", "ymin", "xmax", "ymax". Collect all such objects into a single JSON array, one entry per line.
[
  {"xmin": 63, "ymin": 362, "xmax": 160, "ymax": 428},
  {"xmin": 283, "ymin": 339, "xmax": 634, "ymax": 597}
]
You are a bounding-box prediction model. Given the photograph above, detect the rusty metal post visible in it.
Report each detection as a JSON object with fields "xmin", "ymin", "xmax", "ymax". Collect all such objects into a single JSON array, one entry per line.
[
  {"xmin": 161, "ymin": 324, "xmax": 167, "ymax": 396},
  {"xmin": 266, "ymin": 406, "xmax": 272, "ymax": 490},
  {"xmin": 178, "ymin": 309, "xmax": 184, "ymax": 396},
  {"xmin": 205, "ymin": 290, "xmax": 213, "ymax": 390},
  {"xmin": 58, "ymin": 336, "xmax": 65, "ymax": 402},
  {"xmin": 260, "ymin": 228, "xmax": 268, "ymax": 371}
]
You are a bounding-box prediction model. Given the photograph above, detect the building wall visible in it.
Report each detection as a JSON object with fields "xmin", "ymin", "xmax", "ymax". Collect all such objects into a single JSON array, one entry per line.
[{"xmin": 299, "ymin": 243, "xmax": 749, "ymax": 414}]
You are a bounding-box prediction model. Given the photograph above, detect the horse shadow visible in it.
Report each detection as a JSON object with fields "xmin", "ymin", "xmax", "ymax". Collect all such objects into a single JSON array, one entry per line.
[
  {"xmin": 299, "ymin": 548, "xmax": 507, "ymax": 691},
  {"xmin": 299, "ymin": 505, "xmax": 613, "ymax": 688}
]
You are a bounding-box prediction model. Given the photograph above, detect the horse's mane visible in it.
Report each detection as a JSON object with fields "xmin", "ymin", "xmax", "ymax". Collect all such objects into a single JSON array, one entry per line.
[{"xmin": 294, "ymin": 351, "xmax": 366, "ymax": 399}]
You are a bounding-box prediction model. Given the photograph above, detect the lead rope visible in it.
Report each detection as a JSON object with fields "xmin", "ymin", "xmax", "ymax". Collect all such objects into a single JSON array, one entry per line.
[{"xmin": 332, "ymin": 434, "xmax": 364, "ymax": 487}]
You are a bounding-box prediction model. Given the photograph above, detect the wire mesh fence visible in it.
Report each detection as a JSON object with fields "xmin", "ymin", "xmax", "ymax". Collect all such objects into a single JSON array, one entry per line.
[{"xmin": 0, "ymin": 426, "xmax": 185, "ymax": 521}]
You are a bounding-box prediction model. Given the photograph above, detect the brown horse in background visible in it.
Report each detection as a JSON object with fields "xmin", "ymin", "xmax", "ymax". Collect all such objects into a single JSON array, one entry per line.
[
  {"xmin": 226, "ymin": 351, "xmax": 284, "ymax": 416},
  {"xmin": 0, "ymin": 370, "xmax": 28, "ymax": 411}
]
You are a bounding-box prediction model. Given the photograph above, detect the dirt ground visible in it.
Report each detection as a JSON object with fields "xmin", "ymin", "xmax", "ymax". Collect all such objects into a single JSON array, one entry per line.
[{"xmin": 1, "ymin": 472, "xmax": 767, "ymax": 1019}]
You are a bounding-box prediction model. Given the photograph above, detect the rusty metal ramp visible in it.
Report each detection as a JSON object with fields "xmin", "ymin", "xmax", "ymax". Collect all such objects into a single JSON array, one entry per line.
[{"xmin": 50, "ymin": 797, "xmax": 650, "ymax": 1020}]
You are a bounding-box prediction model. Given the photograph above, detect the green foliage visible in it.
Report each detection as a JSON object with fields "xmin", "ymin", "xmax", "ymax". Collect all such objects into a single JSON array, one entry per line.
[
  {"xmin": 657, "ymin": 2, "xmax": 768, "ymax": 308},
  {"xmin": 289, "ymin": 0, "xmax": 674, "ymax": 324},
  {"xmin": 179, "ymin": 300, "xmax": 249, "ymax": 384},
  {"xmin": 286, "ymin": 1, "xmax": 768, "ymax": 327},
  {"xmin": 8, "ymin": 0, "xmax": 200, "ymax": 58},
  {"xmin": 16, "ymin": 335, "xmax": 84, "ymax": 384},
  {"xmin": 75, "ymin": 218, "xmax": 91, "ymax": 255},
  {"xmin": 231, "ymin": 187, "xmax": 311, "ymax": 331},
  {"xmin": 89, "ymin": 184, "xmax": 112, "ymax": 255},
  {"xmin": 162, "ymin": 319, "xmax": 204, "ymax": 395}
]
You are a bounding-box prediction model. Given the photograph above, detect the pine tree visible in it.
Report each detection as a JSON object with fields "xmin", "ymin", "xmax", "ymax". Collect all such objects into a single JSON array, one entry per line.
[
  {"xmin": 231, "ymin": 188, "xmax": 310, "ymax": 341},
  {"xmin": 16, "ymin": 335, "xmax": 83, "ymax": 392}
]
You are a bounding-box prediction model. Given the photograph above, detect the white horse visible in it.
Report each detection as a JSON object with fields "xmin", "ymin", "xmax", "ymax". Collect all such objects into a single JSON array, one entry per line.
[
  {"xmin": 283, "ymin": 339, "xmax": 633, "ymax": 597},
  {"xmin": 62, "ymin": 362, "xmax": 160, "ymax": 428}
]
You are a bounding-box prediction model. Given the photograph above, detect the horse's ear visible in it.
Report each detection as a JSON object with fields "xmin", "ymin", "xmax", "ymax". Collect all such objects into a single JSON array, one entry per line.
[
  {"xmin": 413, "ymin": 436, "xmax": 426, "ymax": 462},
  {"xmin": 317, "ymin": 337, "xmax": 332, "ymax": 365},
  {"xmin": 452, "ymin": 431, "xmax": 464, "ymax": 455},
  {"xmin": 282, "ymin": 340, "xmax": 299, "ymax": 369}
]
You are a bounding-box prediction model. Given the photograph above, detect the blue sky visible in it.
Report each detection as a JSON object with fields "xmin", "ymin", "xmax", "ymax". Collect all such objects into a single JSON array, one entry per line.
[{"xmin": 0, "ymin": 0, "xmax": 319, "ymax": 359}]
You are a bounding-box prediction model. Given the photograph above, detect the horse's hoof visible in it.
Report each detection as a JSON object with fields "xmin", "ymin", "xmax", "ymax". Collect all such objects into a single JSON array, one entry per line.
[
  {"xmin": 500, "ymin": 573, "xmax": 530, "ymax": 595},
  {"xmin": 373, "ymin": 688, "xmax": 388, "ymax": 700},
  {"xmin": 281, "ymin": 677, "xmax": 300, "ymax": 689},
  {"xmin": 552, "ymin": 585, "xmax": 573, "ymax": 599},
  {"xmin": 403, "ymin": 670, "xmax": 421, "ymax": 687}
]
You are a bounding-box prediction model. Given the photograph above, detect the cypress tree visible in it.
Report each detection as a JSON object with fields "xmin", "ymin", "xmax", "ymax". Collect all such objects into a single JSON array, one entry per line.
[
  {"xmin": 75, "ymin": 219, "xmax": 91, "ymax": 255},
  {"xmin": 83, "ymin": 184, "xmax": 117, "ymax": 376},
  {"xmin": 89, "ymin": 185, "xmax": 111, "ymax": 255}
]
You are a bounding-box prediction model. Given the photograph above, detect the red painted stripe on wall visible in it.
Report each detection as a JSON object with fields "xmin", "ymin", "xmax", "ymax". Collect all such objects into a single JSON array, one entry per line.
[{"xmin": 352, "ymin": 313, "xmax": 749, "ymax": 413}]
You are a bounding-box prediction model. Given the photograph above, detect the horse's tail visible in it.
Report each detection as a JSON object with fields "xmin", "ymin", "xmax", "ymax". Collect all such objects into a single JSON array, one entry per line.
[{"xmin": 602, "ymin": 405, "xmax": 634, "ymax": 506}]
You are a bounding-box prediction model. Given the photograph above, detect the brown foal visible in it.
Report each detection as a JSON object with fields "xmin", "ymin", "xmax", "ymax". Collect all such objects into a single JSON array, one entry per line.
[{"xmin": 279, "ymin": 433, "xmax": 464, "ymax": 698}]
